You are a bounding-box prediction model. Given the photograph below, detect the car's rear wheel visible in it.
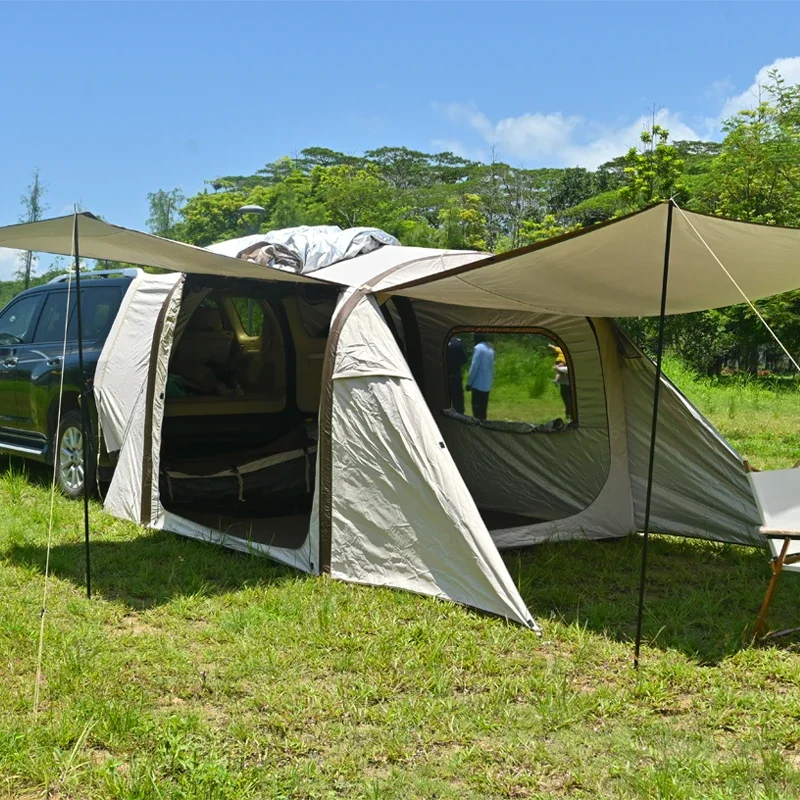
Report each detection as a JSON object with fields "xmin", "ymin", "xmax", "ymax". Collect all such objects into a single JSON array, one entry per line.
[{"xmin": 55, "ymin": 410, "xmax": 94, "ymax": 499}]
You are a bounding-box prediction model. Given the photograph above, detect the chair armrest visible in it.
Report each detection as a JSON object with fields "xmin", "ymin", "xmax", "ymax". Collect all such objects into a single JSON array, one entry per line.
[{"xmin": 761, "ymin": 530, "xmax": 800, "ymax": 540}]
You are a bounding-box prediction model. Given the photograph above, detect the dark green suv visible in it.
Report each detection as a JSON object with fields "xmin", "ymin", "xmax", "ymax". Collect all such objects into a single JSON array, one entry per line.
[{"xmin": 0, "ymin": 268, "xmax": 138, "ymax": 496}]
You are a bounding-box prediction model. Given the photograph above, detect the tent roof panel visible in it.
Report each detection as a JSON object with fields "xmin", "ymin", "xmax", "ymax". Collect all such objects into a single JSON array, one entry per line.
[
  {"xmin": 0, "ymin": 213, "xmax": 333, "ymax": 285},
  {"xmin": 319, "ymin": 245, "xmax": 484, "ymax": 289}
]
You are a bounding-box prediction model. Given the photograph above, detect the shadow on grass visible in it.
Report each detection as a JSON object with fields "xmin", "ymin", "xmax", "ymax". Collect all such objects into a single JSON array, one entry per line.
[
  {"xmin": 1, "ymin": 455, "xmax": 308, "ymax": 610},
  {"xmin": 505, "ymin": 533, "xmax": 800, "ymax": 665},
  {"xmin": 4, "ymin": 456, "xmax": 797, "ymax": 662},
  {"xmin": 5, "ymin": 531, "xmax": 305, "ymax": 611},
  {"xmin": 2, "ymin": 454, "xmax": 52, "ymax": 487}
]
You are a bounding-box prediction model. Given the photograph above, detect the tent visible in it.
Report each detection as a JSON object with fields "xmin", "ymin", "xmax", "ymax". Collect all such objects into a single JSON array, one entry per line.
[{"xmin": 2, "ymin": 202, "xmax": 800, "ymax": 632}]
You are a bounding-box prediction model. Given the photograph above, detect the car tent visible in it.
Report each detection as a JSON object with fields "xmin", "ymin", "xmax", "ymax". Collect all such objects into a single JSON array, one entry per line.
[{"xmin": 2, "ymin": 202, "xmax": 800, "ymax": 632}]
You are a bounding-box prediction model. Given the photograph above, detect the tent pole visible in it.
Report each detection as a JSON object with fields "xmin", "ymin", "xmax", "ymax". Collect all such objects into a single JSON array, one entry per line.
[
  {"xmin": 72, "ymin": 212, "xmax": 92, "ymax": 600},
  {"xmin": 633, "ymin": 199, "xmax": 674, "ymax": 669}
]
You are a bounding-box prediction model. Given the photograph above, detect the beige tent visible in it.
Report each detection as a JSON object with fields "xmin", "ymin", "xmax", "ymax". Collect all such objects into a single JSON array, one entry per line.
[{"xmin": 2, "ymin": 202, "xmax": 800, "ymax": 630}]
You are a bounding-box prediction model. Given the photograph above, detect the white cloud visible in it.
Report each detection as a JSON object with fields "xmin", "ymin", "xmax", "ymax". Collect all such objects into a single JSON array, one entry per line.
[
  {"xmin": 434, "ymin": 56, "xmax": 800, "ymax": 169},
  {"xmin": 572, "ymin": 111, "xmax": 700, "ymax": 167},
  {"xmin": 0, "ymin": 248, "xmax": 43, "ymax": 284},
  {"xmin": 430, "ymin": 137, "xmax": 488, "ymax": 163},
  {"xmin": 434, "ymin": 102, "xmax": 699, "ymax": 169},
  {"xmin": 719, "ymin": 56, "xmax": 800, "ymax": 120},
  {"xmin": 0, "ymin": 248, "xmax": 24, "ymax": 282},
  {"xmin": 706, "ymin": 79, "xmax": 735, "ymax": 99}
]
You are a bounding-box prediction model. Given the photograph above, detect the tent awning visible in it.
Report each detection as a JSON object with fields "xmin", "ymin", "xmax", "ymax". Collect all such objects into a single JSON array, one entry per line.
[
  {"xmin": 3, "ymin": 204, "xmax": 800, "ymax": 317},
  {"xmin": 0, "ymin": 213, "xmax": 335, "ymax": 285},
  {"xmin": 383, "ymin": 204, "xmax": 800, "ymax": 316}
]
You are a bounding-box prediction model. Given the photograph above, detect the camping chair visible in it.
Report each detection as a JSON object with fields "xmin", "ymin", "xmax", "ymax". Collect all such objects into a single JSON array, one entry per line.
[{"xmin": 746, "ymin": 466, "xmax": 800, "ymax": 641}]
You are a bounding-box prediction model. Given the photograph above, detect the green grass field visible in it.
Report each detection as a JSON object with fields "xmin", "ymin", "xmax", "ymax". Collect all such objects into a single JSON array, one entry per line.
[
  {"xmin": 2, "ymin": 364, "xmax": 800, "ymax": 798},
  {"xmin": 663, "ymin": 356, "xmax": 800, "ymax": 471}
]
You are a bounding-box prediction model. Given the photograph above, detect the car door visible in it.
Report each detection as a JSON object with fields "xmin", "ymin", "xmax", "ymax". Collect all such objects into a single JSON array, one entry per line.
[
  {"xmin": 14, "ymin": 285, "xmax": 123, "ymax": 441},
  {"xmin": 13, "ymin": 290, "xmax": 74, "ymax": 442},
  {"xmin": 0, "ymin": 292, "xmax": 45, "ymax": 435}
]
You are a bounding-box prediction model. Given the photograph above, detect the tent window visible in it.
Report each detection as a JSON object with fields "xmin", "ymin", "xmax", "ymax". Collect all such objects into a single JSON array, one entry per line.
[{"xmin": 445, "ymin": 329, "xmax": 576, "ymax": 426}]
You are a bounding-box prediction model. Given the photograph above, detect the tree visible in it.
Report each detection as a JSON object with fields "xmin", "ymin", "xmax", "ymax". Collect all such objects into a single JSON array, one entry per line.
[
  {"xmin": 670, "ymin": 69, "xmax": 800, "ymax": 373},
  {"xmin": 17, "ymin": 169, "xmax": 47, "ymax": 289},
  {"xmin": 315, "ymin": 164, "xmax": 398, "ymax": 230},
  {"xmin": 165, "ymin": 120, "xmax": 800, "ymax": 377},
  {"xmin": 547, "ymin": 167, "xmax": 597, "ymax": 215},
  {"xmin": 703, "ymin": 73, "xmax": 800, "ymax": 226},
  {"xmin": 518, "ymin": 215, "xmax": 579, "ymax": 246},
  {"xmin": 563, "ymin": 190, "xmax": 627, "ymax": 226},
  {"xmin": 437, "ymin": 194, "xmax": 488, "ymax": 250},
  {"xmin": 177, "ymin": 190, "xmax": 248, "ymax": 246},
  {"xmin": 268, "ymin": 172, "xmax": 326, "ymax": 230},
  {"xmin": 147, "ymin": 188, "xmax": 185, "ymax": 238},
  {"xmin": 619, "ymin": 118, "xmax": 685, "ymax": 210},
  {"xmin": 295, "ymin": 147, "xmax": 363, "ymax": 172},
  {"xmin": 364, "ymin": 146, "xmax": 434, "ymax": 190},
  {"xmin": 256, "ymin": 156, "xmax": 301, "ymax": 186}
]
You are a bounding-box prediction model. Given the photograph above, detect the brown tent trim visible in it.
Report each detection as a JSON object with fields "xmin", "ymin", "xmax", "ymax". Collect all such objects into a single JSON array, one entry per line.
[
  {"xmin": 140, "ymin": 278, "xmax": 184, "ymax": 526},
  {"xmin": 318, "ymin": 257, "xmax": 442, "ymax": 573}
]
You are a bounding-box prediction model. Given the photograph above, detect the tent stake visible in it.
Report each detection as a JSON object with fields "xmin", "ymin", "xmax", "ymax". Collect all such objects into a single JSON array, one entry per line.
[
  {"xmin": 634, "ymin": 199, "xmax": 674, "ymax": 668},
  {"xmin": 72, "ymin": 212, "xmax": 92, "ymax": 599}
]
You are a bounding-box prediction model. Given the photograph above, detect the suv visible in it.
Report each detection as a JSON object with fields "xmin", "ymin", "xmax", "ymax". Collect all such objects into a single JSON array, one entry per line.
[{"xmin": 0, "ymin": 268, "xmax": 138, "ymax": 497}]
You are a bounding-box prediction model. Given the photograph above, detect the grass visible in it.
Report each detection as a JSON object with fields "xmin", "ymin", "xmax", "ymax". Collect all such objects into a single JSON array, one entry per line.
[
  {"xmin": 2, "ymin": 367, "xmax": 800, "ymax": 798},
  {"xmin": 663, "ymin": 355, "xmax": 800, "ymax": 470},
  {"xmin": 489, "ymin": 382, "xmax": 565, "ymax": 425},
  {"xmin": 474, "ymin": 334, "xmax": 570, "ymax": 424}
]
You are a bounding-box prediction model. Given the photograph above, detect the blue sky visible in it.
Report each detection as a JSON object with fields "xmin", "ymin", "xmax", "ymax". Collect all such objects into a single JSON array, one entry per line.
[{"xmin": 1, "ymin": 1, "xmax": 799, "ymax": 279}]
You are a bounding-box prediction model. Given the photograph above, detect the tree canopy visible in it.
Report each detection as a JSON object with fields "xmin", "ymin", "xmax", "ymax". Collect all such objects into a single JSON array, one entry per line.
[{"xmin": 135, "ymin": 70, "xmax": 798, "ymax": 375}]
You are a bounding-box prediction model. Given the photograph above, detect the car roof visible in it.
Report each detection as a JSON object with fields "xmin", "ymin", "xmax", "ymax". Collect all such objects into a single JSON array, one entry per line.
[{"xmin": 15, "ymin": 271, "xmax": 139, "ymax": 299}]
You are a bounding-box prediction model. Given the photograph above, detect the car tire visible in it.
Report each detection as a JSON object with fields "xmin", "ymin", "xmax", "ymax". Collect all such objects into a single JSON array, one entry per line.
[{"xmin": 55, "ymin": 409, "xmax": 95, "ymax": 499}]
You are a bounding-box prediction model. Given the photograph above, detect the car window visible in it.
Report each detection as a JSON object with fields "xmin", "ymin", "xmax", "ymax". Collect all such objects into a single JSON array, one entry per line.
[
  {"xmin": 229, "ymin": 297, "xmax": 265, "ymax": 337},
  {"xmin": 0, "ymin": 294, "xmax": 43, "ymax": 345},
  {"xmin": 66, "ymin": 286, "xmax": 123, "ymax": 341},
  {"xmin": 33, "ymin": 292, "xmax": 73, "ymax": 343}
]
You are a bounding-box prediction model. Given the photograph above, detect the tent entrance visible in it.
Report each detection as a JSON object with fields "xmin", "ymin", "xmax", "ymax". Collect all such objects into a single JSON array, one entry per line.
[
  {"xmin": 157, "ymin": 277, "xmax": 337, "ymax": 548},
  {"xmin": 162, "ymin": 510, "xmax": 312, "ymax": 551},
  {"xmin": 479, "ymin": 509, "xmax": 543, "ymax": 532}
]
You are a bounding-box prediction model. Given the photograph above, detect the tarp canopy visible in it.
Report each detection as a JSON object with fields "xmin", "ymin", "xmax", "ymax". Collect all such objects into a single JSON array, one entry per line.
[
  {"xmin": 0, "ymin": 213, "xmax": 330, "ymax": 285},
  {"xmin": 385, "ymin": 203, "xmax": 800, "ymax": 316},
  {"xmin": 4, "ymin": 203, "xmax": 800, "ymax": 317}
]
